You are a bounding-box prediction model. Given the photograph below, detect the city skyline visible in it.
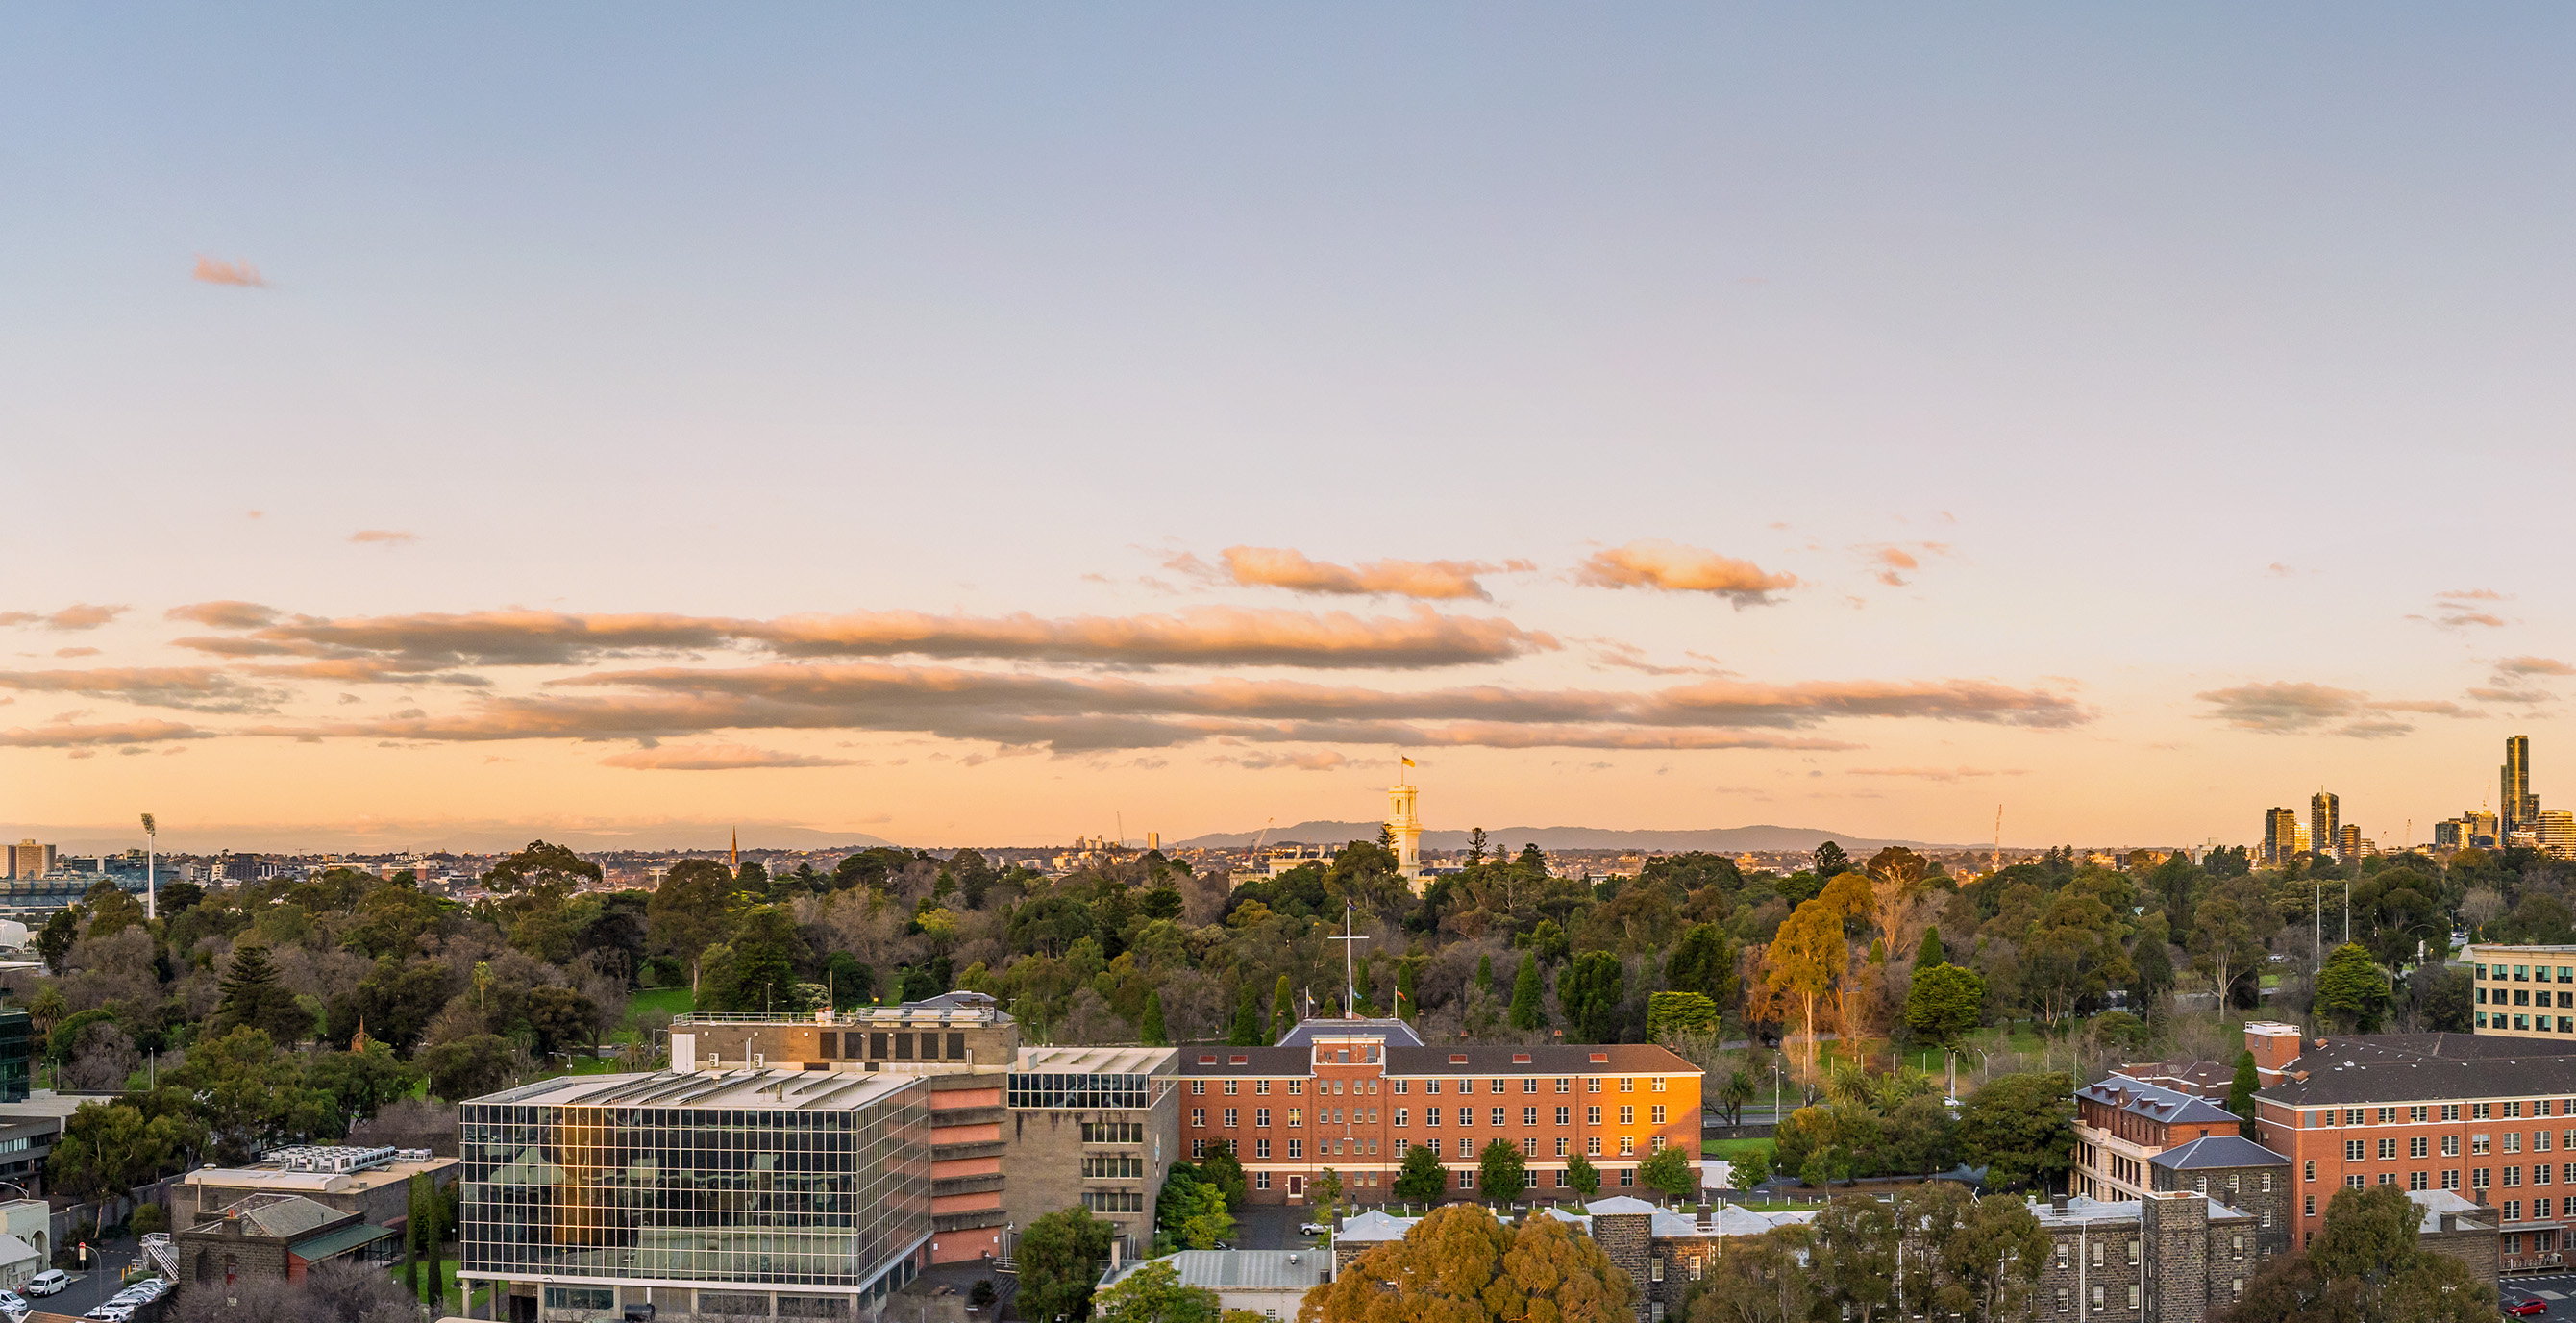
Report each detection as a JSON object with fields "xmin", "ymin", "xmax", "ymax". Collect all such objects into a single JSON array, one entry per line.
[{"xmin": 12, "ymin": 8, "xmax": 2576, "ymax": 848}]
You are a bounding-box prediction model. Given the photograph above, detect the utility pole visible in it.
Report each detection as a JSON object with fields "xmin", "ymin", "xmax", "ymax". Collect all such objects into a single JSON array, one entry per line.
[{"xmin": 1327, "ymin": 901, "xmax": 1369, "ymax": 1016}]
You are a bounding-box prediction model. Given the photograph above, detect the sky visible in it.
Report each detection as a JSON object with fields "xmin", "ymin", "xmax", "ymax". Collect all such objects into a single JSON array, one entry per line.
[{"xmin": 7, "ymin": 5, "xmax": 2576, "ymax": 852}]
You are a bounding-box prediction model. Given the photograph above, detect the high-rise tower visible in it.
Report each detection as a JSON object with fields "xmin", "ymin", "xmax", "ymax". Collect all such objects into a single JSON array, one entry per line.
[
  {"xmin": 2263, "ymin": 808, "xmax": 2299, "ymax": 865},
  {"xmin": 2311, "ymin": 792, "xmax": 2340, "ymax": 862},
  {"xmin": 2505, "ymin": 736, "xmax": 2537, "ymax": 836}
]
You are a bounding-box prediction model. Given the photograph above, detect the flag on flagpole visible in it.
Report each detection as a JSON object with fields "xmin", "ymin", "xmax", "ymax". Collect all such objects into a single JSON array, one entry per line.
[{"xmin": 1400, "ymin": 756, "xmax": 1415, "ymax": 767}]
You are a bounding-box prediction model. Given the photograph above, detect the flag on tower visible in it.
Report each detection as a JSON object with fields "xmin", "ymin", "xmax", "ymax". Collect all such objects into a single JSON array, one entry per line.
[{"xmin": 1400, "ymin": 756, "xmax": 1415, "ymax": 767}]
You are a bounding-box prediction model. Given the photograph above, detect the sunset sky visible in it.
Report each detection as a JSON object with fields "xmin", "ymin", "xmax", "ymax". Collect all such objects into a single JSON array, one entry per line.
[{"xmin": 10, "ymin": 7, "xmax": 2576, "ymax": 851}]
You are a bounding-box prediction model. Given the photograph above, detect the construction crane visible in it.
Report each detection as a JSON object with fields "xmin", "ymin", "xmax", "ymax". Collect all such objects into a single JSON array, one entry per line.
[{"xmin": 1251, "ymin": 817, "xmax": 1276, "ymax": 852}]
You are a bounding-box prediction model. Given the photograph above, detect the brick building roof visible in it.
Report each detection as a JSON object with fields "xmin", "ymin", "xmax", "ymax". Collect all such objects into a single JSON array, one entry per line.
[
  {"xmin": 2256, "ymin": 1034, "xmax": 2576, "ymax": 1107},
  {"xmin": 2149, "ymin": 1136, "xmax": 2290, "ymax": 1171}
]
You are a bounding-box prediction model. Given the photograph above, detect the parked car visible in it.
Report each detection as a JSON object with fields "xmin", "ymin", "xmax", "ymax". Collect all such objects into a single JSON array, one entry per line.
[
  {"xmin": 2503, "ymin": 1298, "xmax": 2546, "ymax": 1318},
  {"xmin": 0, "ymin": 1287, "xmax": 28, "ymax": 1322},
  {"xmin": 1298, "ymin": 1222, "xmax": 1330, "ymax": 1236},
  {"xmin": 25, "ymin": 1270, "xmax": 68, "ymax": 1297},
  {"xmin": 82, "ymin": 1306, "xmax": 134, "ymax": 1323}
]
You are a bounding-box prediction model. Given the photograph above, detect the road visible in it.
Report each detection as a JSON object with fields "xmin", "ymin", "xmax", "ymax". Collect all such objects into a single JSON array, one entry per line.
[
  {"xmin": 28, "ymin": 1239, "xmax": 146, "ymax": 1320},
  {"xmin": 2506, "ymin": 1275, "xmax": 2576, "ymax": 1321}
]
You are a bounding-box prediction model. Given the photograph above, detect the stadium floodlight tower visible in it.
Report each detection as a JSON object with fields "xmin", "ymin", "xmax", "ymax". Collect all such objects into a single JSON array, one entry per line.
[{"xmin": 139, "ymin": 812, "xmax": 156, "ymax": 920}]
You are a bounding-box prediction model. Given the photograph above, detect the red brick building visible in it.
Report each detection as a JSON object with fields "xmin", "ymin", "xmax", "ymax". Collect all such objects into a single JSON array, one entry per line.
[
  {"xmin": 1177, "ymin": 1017, "xmax": 1703, "ymax": 1206},
  {"xmin": 2251, "ymin": 1024, "xmax": 2576, "ymax": 1271}
]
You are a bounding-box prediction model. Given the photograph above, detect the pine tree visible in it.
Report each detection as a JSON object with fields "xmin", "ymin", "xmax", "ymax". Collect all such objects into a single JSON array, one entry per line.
[
  {"xmin": 1141, "ymin": 989, "xmax": 1169, "ymax": 1046},
  {"xmin": 2229, "ymin": 1049, "xmax": 2261, "ymax": 1139},
  {"xmin": 1271, "ymin": 974, "xmax": 1294, "ymax": 1038},
  {"xmin": 1397, "ymin": 959, "xmax": 1419, "ymax": 1021},
  {"xmin": 1916, "ymin": 927, "xmax": 1945, "ymax": 967},
  {"xmin": 1508, "ymin": 954, "xmax": 1545, "ymax": 1031},
  {"xmin": 216, "ymin": 942, "xmax": 309, "ymax": 1042},
  {"xmin": 1228, "ymin": 986, "xmax": 1262, "ymax": 1047}
]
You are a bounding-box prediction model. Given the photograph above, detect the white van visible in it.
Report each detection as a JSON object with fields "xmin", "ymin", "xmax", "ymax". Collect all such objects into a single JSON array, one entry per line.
[{"xmin": 23, "ymin": 1271, "xmax": 67, "ymax": 1297}]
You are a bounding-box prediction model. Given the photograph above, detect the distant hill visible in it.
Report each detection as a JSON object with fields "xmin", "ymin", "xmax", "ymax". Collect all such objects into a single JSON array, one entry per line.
[
  {"xmin": 14, "ymin": 821, "xmax": 902, "ymax": 855},
  {"xmin": 1171, "ymin": 821, "xmax": 1959, "ymax": 853}
]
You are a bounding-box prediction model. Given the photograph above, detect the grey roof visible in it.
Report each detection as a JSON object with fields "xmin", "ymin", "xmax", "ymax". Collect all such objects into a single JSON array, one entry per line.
[
  {"xmin": 2029, "ymin": 1193, "xmax": 2252, "ymax": 1229},
  {"xmin": 1100, "ymin": 1250, "xmax": 1327, "ymax": 1293},
  {"xmin": 2149, "ymin": 1136, "xmax": 2291, "ymax": 1170},
  {"xmin": 1276, "ymin": 1017, "xmax": 1425, "ymax": 1050},
  {"xmin": 2255, "ymin": 1034, "xmax": 2576, "ymax": 1107},
  {"xmin": 2077, "ymin": 1075, "xmax": 2241, "ymax": 1127},
  {"xmin": 208, "ymin": 1194, "xmax": 344, "ymax": 1241},
  {"xmin": 1386, "ymin": 1043, "xmax": 1699, "ymax": 1077},
  {"xmin": 1584, "ymin": 1196, "xmax": 1661, "ymax": 1216},
  {"xmin": 1013, "ymin": 1045, "xmax": 1177, "ymax": 1074},
  {"xmin": 2407, "ymin": 1188, "xmax": 2497, "ymax": 1235},
  {"xmin": 1178, "ymin": 1046, "xmax": 1311, "ymax": 1075},
  {"xmin": 469, "ymin": 1067, "xmax": 919, "ymax": 1111},
  {"xmin": 1335, "ymin": 1210, "xmax": 1419, "ymax": 1243}
]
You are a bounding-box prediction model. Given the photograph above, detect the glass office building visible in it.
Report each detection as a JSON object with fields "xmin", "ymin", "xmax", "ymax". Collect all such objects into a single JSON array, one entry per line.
[{"xmin": 459, "ymin": 1069, "xmax": 931, "ymax": 1321}]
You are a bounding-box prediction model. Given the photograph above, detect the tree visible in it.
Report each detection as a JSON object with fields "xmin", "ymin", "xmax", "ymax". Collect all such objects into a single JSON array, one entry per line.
[
  {"xmin": 646, "ymin": 859, "xmax": 732, "ymax": 986},
  {"xmin": 1665, "ymin": 923, "xmax": 1739, "ymax": 1011},
  {"xmin": 1141, "ymin": 989, "xmax": 1169, "ymax": 1046},
  {"xmin": 307, "ymin": 1044, "xmax": 424, "ymax": 1127},
  {"xmin": 524, "ymin": 986, "xmax": 600, "ymax": 1060},
  {"xmin": 1310, "ymin": 1166, "xmax": 1345, "ymax": 1222},
  {"xmin": 1647, "ymin": 992, "xmax": 1721, "ymax": 1039},
  {"xmin": 1763, "ymin": 900, "xmax": 1844, "ymax": 1075},
  {"xmin": 1638, "ymin": 1145, "xmax": 1696, "ymax": 1203},
  {"xmin": 216, "ymin": 943, "xmax": 313, "ymax": 1045},
  {"xmin": 1020, "ymin": 1207, "xmax": 1117, "ymax": 1323},
  {"xmin": 2316, "ymin": 942, "xmax": 2391, "ymax": 1033},
  {"xmin": 1095, "ymin": 1261, "xmax": 1225, "ymax": 1323},
  {"xmin": 33, "ymin": 909, "xmax": 78, "ymax": 976},
  {"xmin": 1687, "ymin": 1222, "xmax": 1812, "ymax": 1323},
  {"xmin": 1228, "ymin": 984, "xmax": 1265, "ymax": 1046},
  {"xmin": 1509, "ymin": 954, "xmax": 1546, "ymax": 1031},
  {"xmin": 162, "ymin": 1026, "xmax": 337, "ymax": 1164},
  {"xmin": 1811, "ymin": 1194, "xmax": 1899, "ymax": 1323},
  {"xmin": 2228, "ymin": 1050, "xmax": 2262, "ymax": 1138},
  {"xmin": 1296, "ymin": 1205, "xmax": 1632, "ymax": 1323},
  {"xmin": 1811, "ymin": 842, "xmax": 1850, "ymax": 880},
  {"xmin": 1957, "ymin": 1072, "xmax": 2074, "ymax": 1193},
  {"xmin": 1198, "ymin": 1141, "xmax": 1248, "ymax": 1212},
  {"xmin": 1560, "ymin": 951, "xmax": 1625, "ymax": 1043},
  {"xmin": 47, "ymin": 1100, "xmax": 202, "ymax": 1202},
  {"xmin": 1916, "ymin": 927, "xmax": 1946, "ymax": 968},
  {"xmin": 2228, "ymin": 1183, "xmax": 2496, "ymax": 1323},
  {"xmin": 1153, "ymin": 1168, "xmax": 1235, "ymax": 1251},
  {"xmin": 1272, "ymin": 974, "xmax": 1295, "ymax": 1038},
  {"xmin": 1394, "ymin": 1142, "xmax": 1449, "ymax": 1205},
  {"xmin": 1479, "ymin": 1138, "xmax": 1526, "ymax": 1206},
  {"xmin": 419, "ymin": 1034, "xmax": 518, "ymax": 1103},
  {"xmin": 2189, "ymin": 893, "xmax": 2265, "ymax": 1010},
  {"xmin": 1565, "ymin": 1151, "xmax": 1601, "ymax": 1199},
  {"xmin": 1725, "ymin": 1146, "xmax": 1770, "ymax": 1191},
  {"xmin": 1903, "ymin": 962, "xmax": 1986, "ymax": 1051}
]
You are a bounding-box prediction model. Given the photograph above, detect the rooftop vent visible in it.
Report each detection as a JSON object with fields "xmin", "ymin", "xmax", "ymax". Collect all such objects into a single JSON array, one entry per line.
[
  {"xmin": 1199, "ymin": 1055, "xmax": 1216, "ymax": 1064},
  {"xmin": 1512, "ymin": 1054, "xmax": 1531, "ymax": 1064},
  {"xmin": 1230, "ymin": 1055, "xmax": 1249, "ymax": 1065},
  {"xmin": 1590, "ymin": 1053, "xmax": 1609, "ymax": 1063},
  {"xmin": 1450, "ymin": 1054, "xmax": 1470, "ymax": 1064}
]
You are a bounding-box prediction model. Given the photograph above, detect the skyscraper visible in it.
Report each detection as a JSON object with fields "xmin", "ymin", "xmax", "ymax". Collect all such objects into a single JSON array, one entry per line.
[
  {"xmin": 2338, "ymin": 823, "xmax": 2361, "ymax": 861},
  {"xmin": 2310, "ymin": 792, "xmax": 2340, "ymax": 862},
  {"xmin": 2504, "ymin": 735, "xmax": 2537, "ymax": 836},
  {"xmin": 2263, "ymin": 809, "xmax": 2299, "ymax": 864}
]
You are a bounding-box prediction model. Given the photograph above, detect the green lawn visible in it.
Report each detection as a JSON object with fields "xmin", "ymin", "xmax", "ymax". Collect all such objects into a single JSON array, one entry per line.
[
  {"xmin": 388, "ymin": 1253, "xmax": 482, "ymax": 1316},
  {"xmin": 1704, "ymin": 1137, "xmax": 1776, "ymax": 1162},
  {"xmin": 1735, "ymin": 1199, "xmax": 1825, "ymax": 1212},
  {"xmin": 623, "ymin": 986, "xmax": 693, "ymax": 1037}
]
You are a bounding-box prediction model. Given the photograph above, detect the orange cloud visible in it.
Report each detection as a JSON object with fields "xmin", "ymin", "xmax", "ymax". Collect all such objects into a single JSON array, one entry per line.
[
  {"xmin": 2196, "ymin": 682, "xmax": 2469, "ymax": 738},
  {"xmin": 0, "ymin": 667, "xmax": 283, "ymax": 713},
  {"xmin": 1213, "ymin": 546, "xmax": 1534, "ymax": 601},
  {"xmin": 0, "ymin": 718, "xmax": 213, "ymax": 748},
  {"xmin": 192, "ymin": 256, "xmax": 266, "ymax": 287},
  {"xmin": 234, "ymin": 662, "xmax": 2076, "ymax": 756},
  {"xmin": 350, "ymin": 530, "xmax": 417, "ymax": 545},
  {"xmin": 1574, "ymin": 540, "xmax": 1797, "ymax": 604},
  {"xmin": 0, "ymin": 604, "xmax": 128, "ymax": 631},
  {"xmin": 599, "ymin": 743, "xmax": 856, "ymax": 771},
  {"xmin": 167, "ymin": 601, "xmax": 279, "ymax": 629},
  {"xmin": 175, "ymin": 604, "xmax": 1554, "ymax": 672},
  {"xmin": 1850, "ymin": 766, "xmax": 2029, "ymax": 782}
]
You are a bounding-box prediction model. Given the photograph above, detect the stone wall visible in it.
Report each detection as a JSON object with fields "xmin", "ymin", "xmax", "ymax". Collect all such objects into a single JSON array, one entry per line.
[
  {"xmin": 2149, "ymin": 1161, "xmax": 2291, "ymax": 1261},
  {"xmin": 2139, "ymin": 1192, "xmax": 2207, "ymax": 1323},
  {"xmin": 1587, "ymin": 1211, "xmax": 1651, "ymax": 1323}
]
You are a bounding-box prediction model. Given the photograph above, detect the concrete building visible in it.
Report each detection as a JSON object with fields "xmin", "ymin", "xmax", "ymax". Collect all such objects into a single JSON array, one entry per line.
[
  {"xmin": 2262, "ymin": 809, "xmax": 2298, "ymax": 865},
  {"xmin": 2310, "ymin": 792, "xmax": 2340, "ymax": 863},
  {"xmin": 2506, "ymin": 735, "xmax": 2539, "ymax": 839},
  {"xmin": 2463, "ymin": 944, "xmax": 2576, "ymax": 1038},
  {"xmin": 171, "ymin": 1145, "xmax": 458, "ymax": 1234},
  {"xmin": 0, "ymin": 1199, "xmax": 44, "ymax": 1289},
  {"xmin": 1098, "ymin": 1249, "xmax": 1326, "ymax": 1320},
  {"xmin": 458, "ymin": 1067, "xmax": 932, "ymax": 1322},
  {"xmin": 1005, "ymin": 1045, "xmax": 1180, "ymax": 1261},
  {"xmin": 1182, "ymin": 1018, "xmax": 1702, "ymax": 1207},
  {"xmin": 0, "ymin": 844, "xmax": 50, "ymax": 882}
]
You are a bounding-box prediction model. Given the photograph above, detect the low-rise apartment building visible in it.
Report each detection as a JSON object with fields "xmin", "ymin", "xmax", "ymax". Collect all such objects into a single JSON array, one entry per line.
[
  {"xmin": 2249, "ymin": 1023, "xmax": 2576, "ymax": 1272},
  {"xmin": 2071, "ymin": 1075, "xmax": 2243, "ymax": 1202},
  {"xmin": 1178, "ymin": 1018, "xmax": 1703, "ymax": 1206},
  {"xmin": 2465, "ymin": 943, "xmax": 2576, "ymax": 1038}
]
